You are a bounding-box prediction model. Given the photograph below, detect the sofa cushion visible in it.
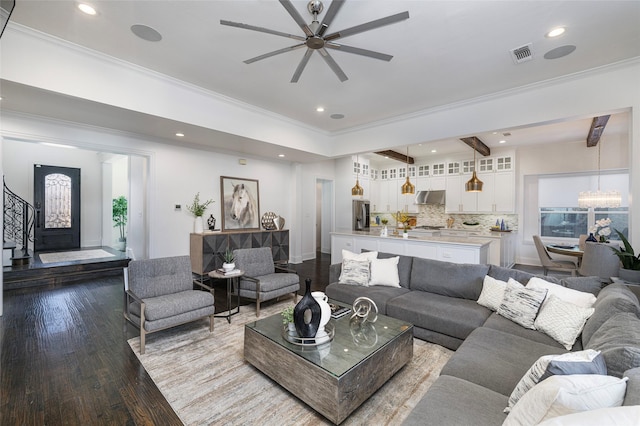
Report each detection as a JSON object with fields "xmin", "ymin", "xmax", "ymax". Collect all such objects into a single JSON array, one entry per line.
[
  {"xmin": 534, "ymin": 295, "xmax": 595, "ymax": 350},
  {"xmin": 582, "ymin": 284, "xmax": 640, "ymax": 347},
  {"xmin": 387, "ymin": 291, "xmax": 492, "ymax": 341},
  {"xmin": 375, "ymin": 251, "xmax": 413, "ymax": 289},
  {"xmin": 369, "ymin": 256, "xmax": 400, "ymax": 287},
  {"xmin": 488, "ymin": 264, "xmax": 539, "ymax": 285},
  {"xmin": 585, "ymin": 311, "xmax": 640, "ymax": 378},
  {"xmin": 537, "ymin": 406, "xmax": 640, "ymax": 426},
  {"xmin": 623, "ymin": 367, "xmax": 640, "ymax": 406},
  {"xmin": 527, "ymin": 277, "xmax": 597, "ymax": 308},
  {"xmin": 441, "ymin": 327, "xmax": 566, "ymax": 396},
  {"xmin": 401, "ymin": 375, "xmax": 508, "ymax": 426},
  {"xmin": 132, "ymin": 290, "xmax": 214, "ymax": 321},
  {"xmin": 476, "ymin": 275, "xmax": 508, "ymax": 311},
  {"xmin": 325, "ymin": 283, "xmax": 409, "ymax": 315},
  {"xmin": 505, "ymin": 349, "xmax": 606, "ymax": 413},
  {"xmin": 482, "ymin": 314, "xmax": 572, "ymax": 349},
  {"xmin": 561, "ymin": 276, "xmax": 603, "ymax": 296},
  {"xmin": 409, "ymin": 258, "xmax": 489, "ymax": 300},
  {"xmin": 338, "ymin": 258, "xmax": 370, "ymax": 286},
  {"xmin": 503, "ymin": 374, "xmax": 628, "ymax": 426},
  {"xmin": 497, "ymin": 279, "xmax": 547, "ymax": 330}
]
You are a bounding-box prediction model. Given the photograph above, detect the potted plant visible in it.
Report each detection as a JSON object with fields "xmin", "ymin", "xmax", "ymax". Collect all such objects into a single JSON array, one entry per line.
[
  {"xmin": 187, "ymin": 192, "xmax": 214, "ymax": 233},
  {"xmin": 281, "ymin": 306, "xmax": 296, "ymax": 334},
  {"xmin": 610, "ymin": 229, "xmax": 640, "ymax": 283},
  {"xmin": 220, "ymin": 249, "xmax": 235, "ymax": 272},
  {"xmin": 112, "ymin": 195, "xmax": 127, "ymax": 251}
]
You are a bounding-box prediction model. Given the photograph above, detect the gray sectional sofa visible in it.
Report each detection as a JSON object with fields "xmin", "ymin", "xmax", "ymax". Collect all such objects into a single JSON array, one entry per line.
[{"xmin": 325, "ymin": 252, "xmax": 640, "ymax": 425}]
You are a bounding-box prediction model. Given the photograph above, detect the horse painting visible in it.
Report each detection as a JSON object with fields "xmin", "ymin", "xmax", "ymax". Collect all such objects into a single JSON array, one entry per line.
[{"xmin": 221, "ymin": 177, "xmax": 259, "ymax": 230}]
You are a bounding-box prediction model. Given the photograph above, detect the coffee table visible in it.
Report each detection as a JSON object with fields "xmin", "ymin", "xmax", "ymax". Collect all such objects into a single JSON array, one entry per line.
[{"xmin": 244, "ymin": 304, "xmax": 413, "ymax": 424}]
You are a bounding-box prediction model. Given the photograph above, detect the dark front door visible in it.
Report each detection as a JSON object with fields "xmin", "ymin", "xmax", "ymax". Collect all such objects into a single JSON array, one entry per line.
[{"xmin": 33, "ymin": 165, "xmax": 81, "ymax": 251}]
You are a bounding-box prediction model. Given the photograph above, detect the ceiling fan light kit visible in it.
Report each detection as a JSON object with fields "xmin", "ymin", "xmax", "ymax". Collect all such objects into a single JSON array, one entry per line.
[{"xmin": 221, "ymin": 0, "xmax": 409, "ymax": 83}]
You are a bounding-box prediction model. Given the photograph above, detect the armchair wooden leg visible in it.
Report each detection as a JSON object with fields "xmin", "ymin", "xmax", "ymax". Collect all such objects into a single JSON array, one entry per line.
[
  {"xmin": 140, "ymin": 302, "xmax": 146, "ymax": 355},
  {"xmin": 209, "ymin": 314, "xmax": 214, "ymax": 332}
]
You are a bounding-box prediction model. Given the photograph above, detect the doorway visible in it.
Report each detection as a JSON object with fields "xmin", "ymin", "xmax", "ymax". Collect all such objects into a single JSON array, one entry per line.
[
  {"xmin": 33, "ymin": 164, "xmax": 81, "ymax": 251},
  {"xmin": 315, "ymin": 179, "xmax": 334, "ymax": 255}
]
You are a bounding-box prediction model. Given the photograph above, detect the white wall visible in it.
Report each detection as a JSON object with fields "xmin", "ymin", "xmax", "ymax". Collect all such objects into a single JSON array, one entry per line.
[{"xmin": 1, "ymin": 115, "xmax": 296, "ymax": 259}]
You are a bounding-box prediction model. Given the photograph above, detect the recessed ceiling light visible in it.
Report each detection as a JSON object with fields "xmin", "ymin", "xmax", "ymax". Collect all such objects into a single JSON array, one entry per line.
[
  {"xmin": 175, "ymin": 132, "xmax": 184, "ymax": 137},
  {"xmin": 278, "ymin": 154, "xmax": 285, "ymax": 158},
  {"xmin": 131, "ymin": 24, "xmax": 163, "ymax": 42},
  {"xmin": 546, "ymin": 27, "xmax": 566, "ymax": 38},
  {"xmin": 316, "ymin": 107, "xmax": 325, "ymax": 112},
  {"xmin": 499, "ymin": 140, "xmax": 506, "ymax": 144},
  {"xmin": 78, "ymin": 3, "xmax": 97, "ymax": 15},
  {"xmin": 431, "ymin": 149, "xmax": 437, "ymax": 153}
]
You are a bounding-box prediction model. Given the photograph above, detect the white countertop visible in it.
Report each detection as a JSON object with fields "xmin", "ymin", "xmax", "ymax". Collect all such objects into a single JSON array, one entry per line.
[{"xmin": 332, "ymin": 229, "xmax": 492, "ymax": 247}]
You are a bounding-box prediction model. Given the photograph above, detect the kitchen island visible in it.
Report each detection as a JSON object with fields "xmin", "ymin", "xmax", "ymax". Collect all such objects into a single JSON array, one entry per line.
[{"xmin": 331, "ymin": 230, "xmax": 491, "ymax": 265}]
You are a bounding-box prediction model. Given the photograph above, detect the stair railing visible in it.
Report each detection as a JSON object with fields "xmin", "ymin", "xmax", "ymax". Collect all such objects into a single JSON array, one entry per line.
[{"xmin": 3, "ymin": 178, "xmax": 35, "ymax": 258}]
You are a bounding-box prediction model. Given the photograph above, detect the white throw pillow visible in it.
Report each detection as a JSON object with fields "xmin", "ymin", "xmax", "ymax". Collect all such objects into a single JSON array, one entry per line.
[
  {"xmin": 338, "ymin": 258, "xmax": 370, "ymax": 286},
  {"xmin": 369, "ymin": 256, "xmax": 400, "ymax": 287},
  {"xmin": 342, "ymin": 249, "xmax": 378, "ymax": 262},
  {"xmin": 527, "ymin": 277, "xmax": 597, "ymax": 309},
  {"xmin": 503, "ymin": 374, "xmax": 628, "ymax": 426},
  {"xmin": 505, "ymin": 349, "xmax": 606, "ymax": 413},
  {"xmin": 497, "ymin": 279, "xmax": 547, "ymax": 330},
  {"xmin": 537, "ymin": 406, "xmax": 640, "ymax": 426},
  {"xmin": 535, "ymin": 295, "xmax": 595, "ymax": 350},
  {"xmin": 477, "ymin": 275, "xmax": 508, "ymax": 311}
]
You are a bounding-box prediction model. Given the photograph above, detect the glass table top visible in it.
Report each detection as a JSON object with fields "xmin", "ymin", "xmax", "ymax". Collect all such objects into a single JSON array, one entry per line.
[{"xmin": 245, "ymin": 304, "xmax": 413, "ymax": 377}]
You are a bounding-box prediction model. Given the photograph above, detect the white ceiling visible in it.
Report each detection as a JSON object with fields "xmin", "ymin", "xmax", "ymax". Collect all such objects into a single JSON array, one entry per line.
[{"xmin": 2, "ymin": 0, "xmax": 639, "ymax": 162}]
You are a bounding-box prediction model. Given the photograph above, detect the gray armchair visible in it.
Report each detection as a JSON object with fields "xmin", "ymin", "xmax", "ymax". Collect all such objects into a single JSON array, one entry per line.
[
  {"xmin": 233, "ymin": 247, "xmax": 299, "ymax": 316},
  {"xmin": 124, "ymin": 255, "xmax": 215, "ymax": 354}
]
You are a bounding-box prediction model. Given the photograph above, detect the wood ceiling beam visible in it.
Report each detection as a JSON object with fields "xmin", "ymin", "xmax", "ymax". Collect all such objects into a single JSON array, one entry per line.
[
  {"xmin": 459, "ymin": 137, "xmax": 491, "ymax": 157},
  {"xmin": 374, "ymin": 150, "xmax": 415, "ymax": 164},
  {"xmin": 586, "ymin": 115, "xmax": 610, "ymax": 147}
]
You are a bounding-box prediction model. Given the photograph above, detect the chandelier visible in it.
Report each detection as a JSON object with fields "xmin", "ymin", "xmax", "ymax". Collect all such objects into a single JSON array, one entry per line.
[{"xmin": 577, "ymin": 141, "xmax": 621, "ymax": 208}]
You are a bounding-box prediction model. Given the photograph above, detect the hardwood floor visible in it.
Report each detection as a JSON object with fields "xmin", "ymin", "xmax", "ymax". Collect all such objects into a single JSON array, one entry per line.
[{"xmin": 2, "ymin": 251, "xmax": 550, "ymax": 425}]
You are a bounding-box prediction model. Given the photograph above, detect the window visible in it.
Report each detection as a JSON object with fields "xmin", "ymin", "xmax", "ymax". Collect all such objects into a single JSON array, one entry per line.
[{"xmin": 538, "ymin": 172, "xmax": 628, "ymax": 240}]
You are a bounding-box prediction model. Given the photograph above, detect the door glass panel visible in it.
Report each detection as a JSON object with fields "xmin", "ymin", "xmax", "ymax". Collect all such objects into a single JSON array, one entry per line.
[{"xmin": 45, "ymin": 173, "xmax": 72, "ymax": 228}]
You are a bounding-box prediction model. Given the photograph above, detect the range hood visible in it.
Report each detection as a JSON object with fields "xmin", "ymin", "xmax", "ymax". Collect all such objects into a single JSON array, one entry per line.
[{"xmin": 414, "ymin": 190, "xmax": 446, "ymax": 205}]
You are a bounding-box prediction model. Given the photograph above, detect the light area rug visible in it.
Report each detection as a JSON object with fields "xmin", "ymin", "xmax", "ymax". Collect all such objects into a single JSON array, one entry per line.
[
  {"xmin": 38, "ymin": 249, "xmax": 115, "ymax": 263},
  {"xmin": 128, "ymin": 300, "xmax": 453, "ymax": 426}
]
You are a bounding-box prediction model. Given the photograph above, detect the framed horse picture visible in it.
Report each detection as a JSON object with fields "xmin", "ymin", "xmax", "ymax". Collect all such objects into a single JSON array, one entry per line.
[{"xmin": 220, "ymin": 176, "xmax": 260, "ymax": 231}]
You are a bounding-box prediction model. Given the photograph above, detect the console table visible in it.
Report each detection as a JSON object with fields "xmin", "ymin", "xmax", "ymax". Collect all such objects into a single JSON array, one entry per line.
[{"xmin": 190, "ymin": 230, "xmax": 290, "ymax": 276}]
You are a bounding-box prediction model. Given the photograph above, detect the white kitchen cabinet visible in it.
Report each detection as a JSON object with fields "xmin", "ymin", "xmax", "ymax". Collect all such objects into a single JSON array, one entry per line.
[
  {"xmin": 476, "ymin": 171, "xmax": 515, "ymax": 213},
  {"xmin": 445, "ymin": 175, "xmax": 478, "ymax": 213}
]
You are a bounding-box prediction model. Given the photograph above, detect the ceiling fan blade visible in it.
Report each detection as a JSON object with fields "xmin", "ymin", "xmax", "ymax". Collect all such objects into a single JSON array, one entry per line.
[
  {"xmin": 291, "ymin": 48, "xmax": 314, "ymax": 83},
  {"xmin": 325, "ymin": 43, "xmax": 393, "ymax": 61},
  {"xmin": 279, "ymin": 0, "xmax": 314, "ymax": 37},
  {"xmin": 324, "ymin": 11, "xmax": 410, "ymax": 42},
  {"xmin": 244, "ymin": 43, "xmax": 306, "ymax": 64},
  {"xmin": 220, "ymin": 20, "xmax": 305, "ymax": 41},
  {"xmin": 317, "ymin": 0, "xmax": 345, "ymax": 37},
  {"xmin": 319, "ymin": 48, "xmax": 348, "ymax": 82}
]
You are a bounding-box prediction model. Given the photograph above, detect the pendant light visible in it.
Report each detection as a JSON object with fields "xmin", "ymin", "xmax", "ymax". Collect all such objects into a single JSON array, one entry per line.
[
  {"xmin": 465, "ymin": 140, "xmax": 483, "ymax": 192},
  {"xmin": 578, "ymin": 141, "xmax": 621, "ymax": 208},
  {"xmin": 351, "ymin": 155, "xmax": 364, "ymax": 197},
  {"xmin": 401, "ymin": 146, "xmax": 415, "ymax": 195}
]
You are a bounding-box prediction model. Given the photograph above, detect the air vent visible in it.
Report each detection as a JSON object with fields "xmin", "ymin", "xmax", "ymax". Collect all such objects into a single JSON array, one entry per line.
[{"xmin": 510, "ymin": 43, "xmax": 533, "ymax": 64}]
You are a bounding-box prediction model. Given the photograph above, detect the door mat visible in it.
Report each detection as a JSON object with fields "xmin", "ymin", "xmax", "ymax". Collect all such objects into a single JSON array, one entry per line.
[{"xmin": 38, "ymin": 249, "xmax": 116, "ymax": 264}]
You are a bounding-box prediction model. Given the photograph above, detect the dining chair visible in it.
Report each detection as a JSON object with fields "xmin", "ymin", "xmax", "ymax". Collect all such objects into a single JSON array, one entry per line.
[
  {"xmin": 578, "ymin": 234, "xmax": 588, "ymax": 251},
  {"xmin": 532, "ymin": 235, "xmax": 578, "ymax": 276},
  {"xmin": 578, "ymin": 242, "xmax": 620, "ymax": 282}
]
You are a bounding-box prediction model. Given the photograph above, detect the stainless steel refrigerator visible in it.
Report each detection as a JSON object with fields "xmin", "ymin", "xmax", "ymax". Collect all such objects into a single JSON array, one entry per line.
[{"xmin": 352, "ymin": 200, "xmax": 370, "ymax": 231}]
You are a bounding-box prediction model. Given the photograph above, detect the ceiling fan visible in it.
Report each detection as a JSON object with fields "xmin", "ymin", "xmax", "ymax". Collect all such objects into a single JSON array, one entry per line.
[{"xmin": 220, "ymin": 0, "xmax": 409, "ymax": 83}]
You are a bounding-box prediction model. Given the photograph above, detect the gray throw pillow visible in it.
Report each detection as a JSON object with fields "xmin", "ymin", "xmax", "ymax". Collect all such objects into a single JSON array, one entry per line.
[
  {"xmin": 497, "ymin": 280, "xmax": 548, "ymax": 330},
  {"xmin": 585, "ymin": 311, "xmax": 640, "ymax": 378}
]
